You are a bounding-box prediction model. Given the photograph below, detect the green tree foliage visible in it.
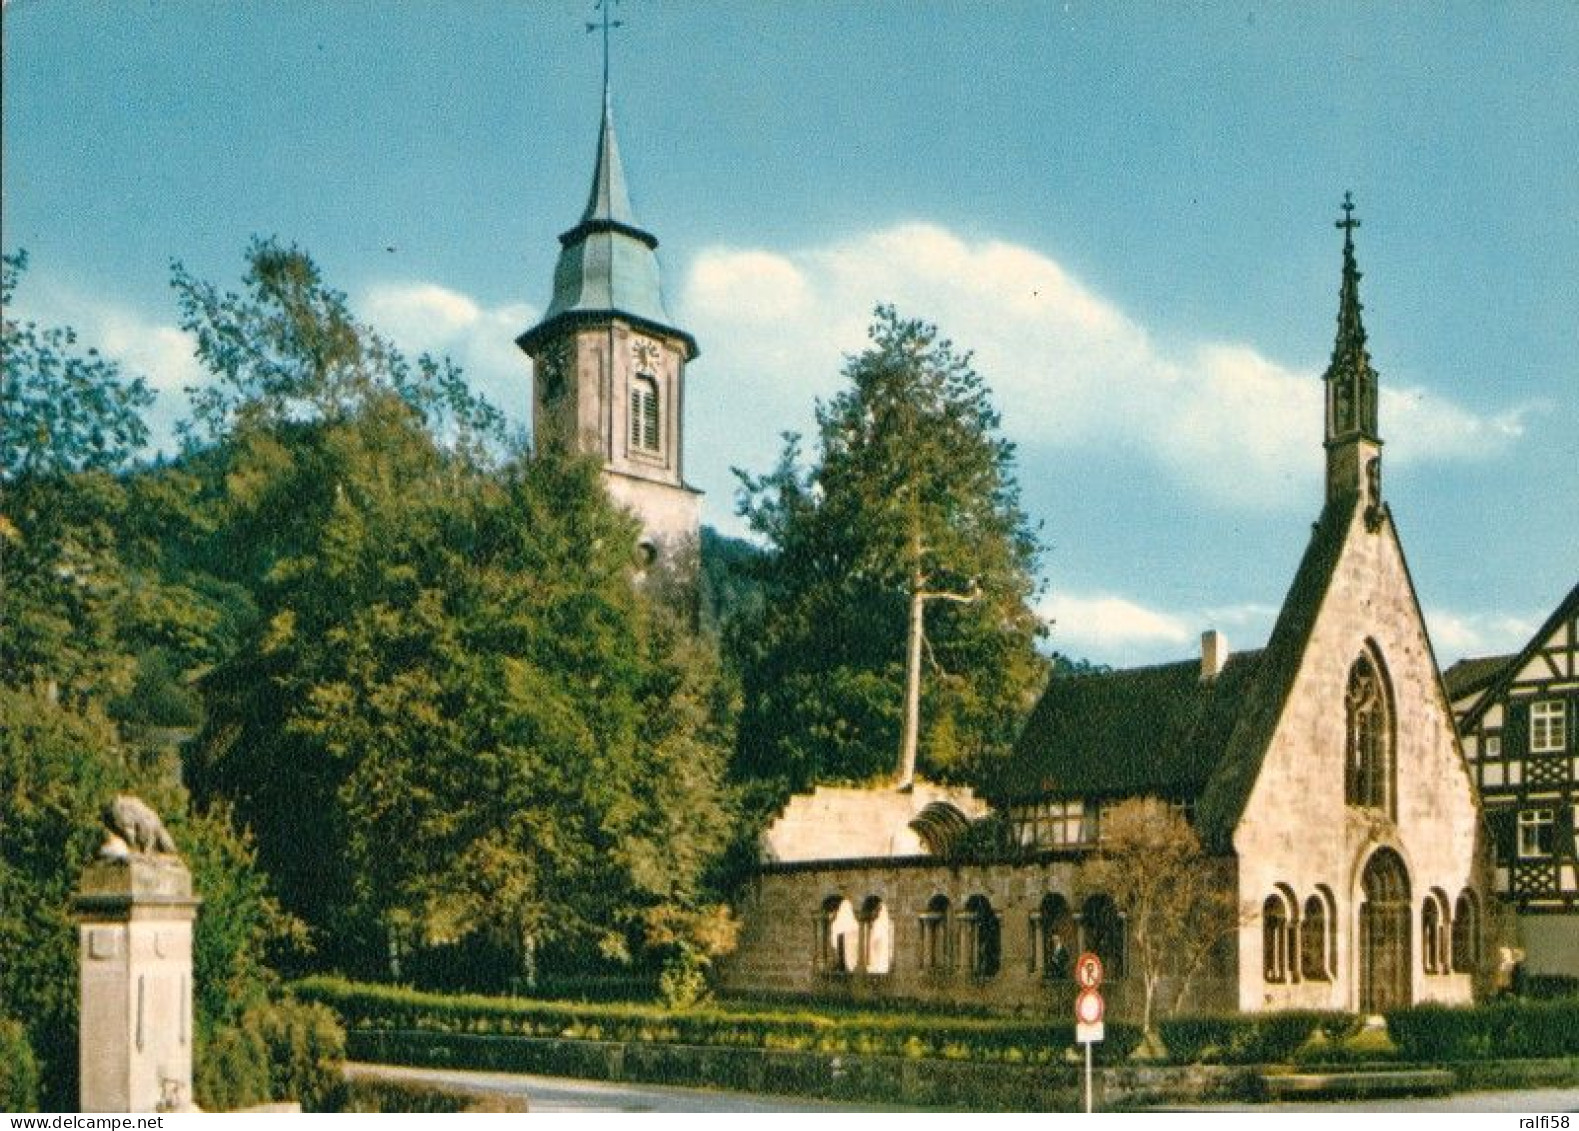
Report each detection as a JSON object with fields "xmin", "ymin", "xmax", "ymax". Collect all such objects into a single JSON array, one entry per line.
[
  {"xmin": 2, "ymin": 252, "xmax": 155, "ymax": 482},
  {"xmin": 172, "ymin": 237, "xmax": 503, "ymax": 457},
  {"xmin": 0, "ymin": 262, "xmax": 308, "ymax": 1108},
  {"xmin": 180, "ymin": 242, "xmax": 735, "ymax": 981},
  {"xmin": 733, "ymin": 306, "xmax": 1045, "ymax": 794}
]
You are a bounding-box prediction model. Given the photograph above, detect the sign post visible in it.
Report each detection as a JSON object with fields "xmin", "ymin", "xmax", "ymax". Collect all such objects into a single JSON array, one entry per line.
[{"xmin": 1073, "ymin": 952, "xmax": 1105, "ymax": 1113}]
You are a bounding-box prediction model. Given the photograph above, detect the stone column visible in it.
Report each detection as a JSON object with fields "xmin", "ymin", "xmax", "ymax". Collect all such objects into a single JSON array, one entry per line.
[{"xmin": 74, "ymin": 827, "xmax": 200, "ymax": 1112}]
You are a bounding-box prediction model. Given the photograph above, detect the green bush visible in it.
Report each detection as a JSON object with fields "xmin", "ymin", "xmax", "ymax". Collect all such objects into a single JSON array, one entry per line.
[
  {"xmin": 1159, "ymin": 1011, "xmax": 1354, "ymax": 1065},
  {"xmin": 296, "ymin": 975, "xmax": 1142, "ymax": 1066},
  {"xmin": 1388, "ymin": 999, "xmax": 1579, "ymax": 1061},
  {"xmin": 195, "ymin": 998, "xmax": 347, "ymax": 1111},
  {"xmin": 0, "ymin": 1018, "xmax": 41, "ymax": 1112}
]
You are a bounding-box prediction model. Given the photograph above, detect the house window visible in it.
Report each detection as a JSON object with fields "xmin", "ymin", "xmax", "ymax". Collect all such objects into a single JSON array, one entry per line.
[
  {"xmin": 961, "ymin": 895, "xmax": 1001, "ymax": 978},
  {"xmin": 1451, "ymin": 890, "xmax": 1479, "ymax": 974},
  {"xmin": 1011, "ymin": 800, "xmax": 1089, "ymax": 848},
  {"xmin": 1485, "ymin": 734, "xmax": 1502, "ymax": 759},
  {"xmin": 920, "ymin": 895, "xmax": 951, "ymax": 972},
  {"xmin": 1345, "ymin": 651, "xmax": 1396, "ymax": 816},
  {"xmin": 1532, "ymin": 700, "xmax": 1567, "ymax": 754},
  {"xmin": 629, "ymin": 375, "xmax": 660, "ymax": 453},
  {"xmin": 1518, "ymin": 808, "xmax": 1556, "ymax": 858},
  {"xmin": 1263, "ymin": 894, "xmax": 1292, "ymax": 983}
]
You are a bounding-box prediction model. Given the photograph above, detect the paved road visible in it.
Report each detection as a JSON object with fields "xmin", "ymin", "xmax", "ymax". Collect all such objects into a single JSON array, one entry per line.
[
  {"xmin": 350, "ymin": 1062, "xmax": 1579, "ymax": 1114},
  {"xmin": 345, "ymin": 1063, "xmax": 910, "ymax": 1113}
]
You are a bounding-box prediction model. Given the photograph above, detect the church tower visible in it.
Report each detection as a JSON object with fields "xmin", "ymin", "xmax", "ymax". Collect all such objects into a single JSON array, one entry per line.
[
  {"xmin": 1323, "ymin": 192, "xmax": 1384, "ymax": 526},
  {"xmin": 516, "ymin": 91, "xmax": 701, "ymax": 566}
]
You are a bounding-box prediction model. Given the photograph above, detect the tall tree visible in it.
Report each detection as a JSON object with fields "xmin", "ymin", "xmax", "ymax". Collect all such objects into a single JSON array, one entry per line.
[
  {"xmin": 180, "ymin": 242, "xmax": 736, "ymax": 981},
  {"xmin": 734, "ymin": 306, "xmax": 1045, "ymax": 794}
]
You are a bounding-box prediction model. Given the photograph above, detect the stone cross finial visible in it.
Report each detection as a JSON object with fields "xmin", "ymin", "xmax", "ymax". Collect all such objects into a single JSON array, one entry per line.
[{"xmin": 1336, "ymin": 191, "xmax": 1362, "ymax": 242}]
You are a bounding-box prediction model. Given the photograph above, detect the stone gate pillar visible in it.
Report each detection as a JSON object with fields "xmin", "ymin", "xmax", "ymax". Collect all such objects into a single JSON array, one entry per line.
[{"xmin": 74, "ymin": 797, "xmax": 200, "ymax": 1113}]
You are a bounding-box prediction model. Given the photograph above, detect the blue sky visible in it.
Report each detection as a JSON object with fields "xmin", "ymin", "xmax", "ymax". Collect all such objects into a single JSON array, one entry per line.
[{"xmin": 4, "ymin": 1, "xmax": 1576, "ymax": 667}]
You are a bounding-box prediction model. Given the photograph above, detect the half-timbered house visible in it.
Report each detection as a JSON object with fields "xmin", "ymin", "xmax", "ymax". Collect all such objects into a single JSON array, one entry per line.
[{"xmin": 1445, "ymin": 582, "xmax": 1579, "ymax": 980}]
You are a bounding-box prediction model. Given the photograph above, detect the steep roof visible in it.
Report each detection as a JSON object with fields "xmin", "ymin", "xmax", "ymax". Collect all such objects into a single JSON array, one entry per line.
[
  {"xmin": 996, "ymin": 650, "xmax": 1265, "ymax": 805},
  {"xmin": 1442, "ymin": 653, "xmax": 1516, "ymax": 704},
  {"xmin": 998, "ymin": 492, "xmax": 1359, "ymax": 855},
  {"xmin": 517, "ymin": 96, "xmax": 696, "ymax": 357},
  {"xmin": 1456, "ymin": 580, "xmax": 1579, "ymax": 731},
  {"xmin": 1194, "ymin": 491, "xmax": 1361, "ymax": 850}
]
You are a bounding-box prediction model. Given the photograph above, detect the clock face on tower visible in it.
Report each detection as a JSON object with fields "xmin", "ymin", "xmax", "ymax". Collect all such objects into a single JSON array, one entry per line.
[{"xmin": 632, "ymin": 338, "xmax": 662, "ymax": 372}]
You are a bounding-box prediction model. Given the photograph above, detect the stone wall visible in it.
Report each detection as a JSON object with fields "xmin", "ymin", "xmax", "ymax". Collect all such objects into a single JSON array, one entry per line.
[
  {"xmin": 1233, "ymin": 505, "xmax": 1482, "ymax": 1012},
  {"xmin": 718, "ymin": 854, "xmax": 1239, "ymax": 1018},
  {"xmin": 761, "ymin": 783, "xmax": 987, "ymax": 863}
]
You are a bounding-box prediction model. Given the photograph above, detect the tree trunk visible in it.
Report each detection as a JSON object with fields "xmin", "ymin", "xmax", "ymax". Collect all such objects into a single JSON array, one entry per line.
[{"xmin": 897, "ymin": 577, "xmax": 925, "ymax": 790}]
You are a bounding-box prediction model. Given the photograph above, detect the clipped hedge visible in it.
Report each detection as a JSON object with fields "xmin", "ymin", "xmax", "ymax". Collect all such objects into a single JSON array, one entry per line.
[
  {"xmin": 296, "ymin": 976, "xmax": 1143, "ymax": 1065},
  {"xmin": 1158, "ymin": 1011, "xmax": 1355, "ymax": 1065},
  {"xmin": 1387, "ymin": 999, "xmax": 1579, "ymax": 1062}
]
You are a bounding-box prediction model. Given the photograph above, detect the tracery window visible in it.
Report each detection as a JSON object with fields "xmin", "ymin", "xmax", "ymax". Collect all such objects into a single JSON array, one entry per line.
[
  {"xmin": 630, "ymin": 374, "xmax": 660, "ymax": 453},
  {"xmin": 1345, "ymin": 650, "xmax": 1396, "ymax": 817}
]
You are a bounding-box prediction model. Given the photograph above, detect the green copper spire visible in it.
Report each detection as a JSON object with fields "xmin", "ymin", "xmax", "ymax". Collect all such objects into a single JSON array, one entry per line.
[
  {"xmin": 1324, "ymin": 192, "xmax": 1378, "ymax": 444},
  {"xmin": 517, "ymin": 95, "xmax": 695, "ymax": 357}
]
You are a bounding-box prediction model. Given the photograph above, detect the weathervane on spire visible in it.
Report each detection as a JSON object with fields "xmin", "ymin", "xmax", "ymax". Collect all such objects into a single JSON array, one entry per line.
[{"xmin": 587, "ymin": 0, "xmax": 625, "ymax": 100}]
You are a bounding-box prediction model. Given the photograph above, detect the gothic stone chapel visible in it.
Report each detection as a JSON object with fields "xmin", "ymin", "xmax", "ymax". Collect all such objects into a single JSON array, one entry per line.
[{"xmin": 721, "ymin": 199, "xmax": 1486, "ymax": 1018}]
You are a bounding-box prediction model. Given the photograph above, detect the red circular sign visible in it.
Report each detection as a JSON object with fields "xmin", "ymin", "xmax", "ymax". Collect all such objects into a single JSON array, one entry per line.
[
  {"xmin": 1075, "ymin": 988, "xmax": 1105, "ymax": 1025},
  {"xmin": 1075, "ymin": 951, "xmax": 1104, "ymax": 989}
]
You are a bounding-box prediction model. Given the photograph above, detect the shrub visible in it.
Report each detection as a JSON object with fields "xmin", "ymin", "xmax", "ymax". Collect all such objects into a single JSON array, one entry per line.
[
  {"xmin": 0, "ymin": 1018, "xmax": 40, "ymax": 1112},
  {"xmin": 1387, "ymin": 999, "xmax": 1579, "ymax": 1061},
  {"xmin": 195, "ymin": 998, "xmax": 346, "ymax": 1111},
  {"xmin": 1158, "ymin": 1011, "xmax": 1353, "ymax": 1065}
]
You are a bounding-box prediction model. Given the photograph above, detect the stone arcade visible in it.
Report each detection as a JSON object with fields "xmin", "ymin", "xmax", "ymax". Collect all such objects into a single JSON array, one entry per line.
[{"xmin": 720, "ymin": 199, "xmax": 1488, "ymax": 1018}]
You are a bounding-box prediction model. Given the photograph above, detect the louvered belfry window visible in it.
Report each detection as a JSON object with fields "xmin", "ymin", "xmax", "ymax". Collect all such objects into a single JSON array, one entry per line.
[{"xmin": 630, "ymin": 375, "xmax": 660, "ymax": 453}]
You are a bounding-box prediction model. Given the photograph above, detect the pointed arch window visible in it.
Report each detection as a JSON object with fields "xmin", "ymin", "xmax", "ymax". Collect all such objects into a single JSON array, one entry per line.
[
  {"xmin": 630, "ymin": 374, "xmax": 660, "ymax": 453},
  {"xmin": 1451, "ymin": 890, "xmax": 1479, "ymax": 974},
  {"xmin": 1300, "ymin": 889, "xmax": 1335, "ymax": 981},
  {"xmin": 1345, "ymin": 649, "xmax": 1396, "ymax": 817}
]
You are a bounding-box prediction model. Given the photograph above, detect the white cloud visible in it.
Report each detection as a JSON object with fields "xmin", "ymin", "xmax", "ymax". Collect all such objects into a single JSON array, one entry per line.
[
  {"xmin": 679, "ymin": 221, "xmax": 1523, "ymax": 511},
  {"xmin": 1041, "ymin": 591, "xmax": 1192, "ymax": 653},
  {"xmin": 10, "ymin": 284, "xmax": 204, "ymax": 395},
  {"xmin": 359, "ymin": 281, "xmax": 535, "ymax": 416},
  {"xmin": 1425, "ymin": 608, "xmax": 1538, "ymax": 663},
  {"xmin": 1038, "ymin": 590, "xmax": 1284, "ymax": 667}
]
